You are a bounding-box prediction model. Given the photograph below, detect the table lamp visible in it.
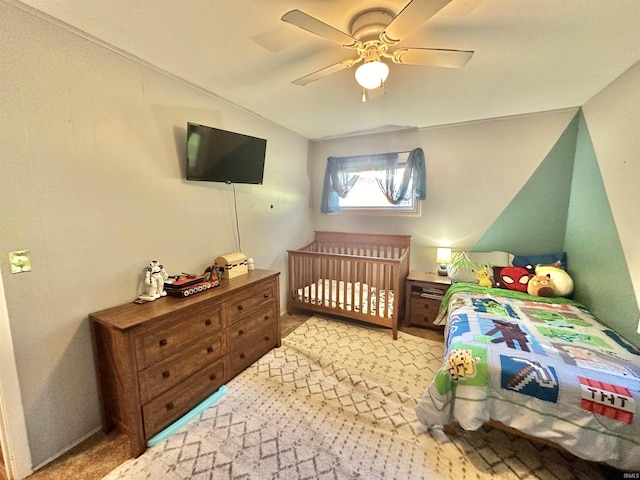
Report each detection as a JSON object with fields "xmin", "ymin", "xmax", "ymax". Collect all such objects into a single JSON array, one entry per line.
[{"xmin": 436, "ymin": 248, "xmax": 452, "ymax": 276}]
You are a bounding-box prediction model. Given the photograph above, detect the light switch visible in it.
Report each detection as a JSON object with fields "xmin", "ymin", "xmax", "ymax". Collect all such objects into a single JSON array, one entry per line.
[{"xmin": 9, "ymin": 249, "xmax": 31, "ymax": 274}]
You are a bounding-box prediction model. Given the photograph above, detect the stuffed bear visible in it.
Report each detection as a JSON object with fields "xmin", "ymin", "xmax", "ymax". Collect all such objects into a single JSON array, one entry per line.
[
  {"xmin": 535, "ymin": 265, "xmax": 574, "ymax": 297},
  {"xmin": 527, "ymin": 274, "xmax": 556, "ymax": 297}
]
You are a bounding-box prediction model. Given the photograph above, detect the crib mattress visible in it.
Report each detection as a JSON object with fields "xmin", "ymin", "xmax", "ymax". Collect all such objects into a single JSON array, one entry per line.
[{"xmin": 296, "ymin": 279, "xmax": 394, "ymax": 317}]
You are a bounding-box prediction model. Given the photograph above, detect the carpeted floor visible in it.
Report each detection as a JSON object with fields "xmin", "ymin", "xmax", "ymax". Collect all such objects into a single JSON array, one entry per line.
[
  {"xmin": 99, "ymin": 315, "xmax": 605, "ymax": 480},
  {"xmin": 23, "ymin": 429, "xmax": 130, "ymax": 480}
]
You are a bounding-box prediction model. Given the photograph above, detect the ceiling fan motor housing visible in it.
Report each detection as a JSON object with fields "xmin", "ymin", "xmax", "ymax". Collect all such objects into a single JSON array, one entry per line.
[{"xmin": 349, "ymin": 9, "xmax": 394, "ymax": 43}]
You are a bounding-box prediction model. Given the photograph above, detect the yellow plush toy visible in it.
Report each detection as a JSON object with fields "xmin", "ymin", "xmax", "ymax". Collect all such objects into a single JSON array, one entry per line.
[{"xmin": 475, "ymin": 267, "xmax": 493, "ymax": 288}]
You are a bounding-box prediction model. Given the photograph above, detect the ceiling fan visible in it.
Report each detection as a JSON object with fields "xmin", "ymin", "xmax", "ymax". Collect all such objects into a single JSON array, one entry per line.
[{"xmin": 281, "ymin": 0, "xmax": 474, "ymax": 98}]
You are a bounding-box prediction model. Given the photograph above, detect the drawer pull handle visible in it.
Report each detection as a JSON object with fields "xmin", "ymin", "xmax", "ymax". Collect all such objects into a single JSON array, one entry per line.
[
  {"xmin": 166, "ymin": 402, "xmax": 174, "ymax": 411},
  {"xmin": 237, "ymin": 304, "xmax": 243, "ymax": 311},
  {"xmin": 159, "ymin": 339, "xmax": 168, "ymax": 347},
  {"xmin": 238, "ymin": 329, "xmax": 244, "ymax": 335},
  {"xmin": 205, "ymin": 319, "xmax": 212, "ymax": 326},
  {"xmin": 263, "ymin": 293, "xmax": 269, "ymax": 298},
  {"xmin": 209, "ymin": 373, "xmax": 217, "ymax": 381},
  {"xmin": 264, "ymin": 335, "xmax": 270, "ymax": 341},
  {"xmin": 264, "ymin": 314, "xmax": 270, "ymax": 320},
  {"xmin": 162, "ymin": 370, "xmax": 170, "ymax": 379},
  {"xmin": 239, "ymin": 353, "xmax": 245, "ymax": 359},
  {"xmin": 207, "ymin": 346, "xmax": 214, "ymax": 353}
]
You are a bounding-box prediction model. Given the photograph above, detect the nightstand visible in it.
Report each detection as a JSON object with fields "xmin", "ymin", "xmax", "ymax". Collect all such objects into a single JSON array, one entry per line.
[{"xmin": 405, "ymin": 271, "xmax": 451, "ymax": 329}]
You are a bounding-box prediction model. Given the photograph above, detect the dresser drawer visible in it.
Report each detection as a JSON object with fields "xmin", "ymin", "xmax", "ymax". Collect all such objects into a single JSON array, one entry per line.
[
  {"xmin": 229, "ymin": 323, "xmax": 277, "ymax": 377},
  {"xmin": 409, "ymin": 297, "xmax": 442, "ymax": 328},
  {"xmin": 227, "ymin": 305, "xmax": 276, "ymax": 344},
  {"xmin": 135, "ymin": 305, "xmax": 223, "ymax": 369},
  {"xmin": 224, "ymin": 282, "xmax": 276, "ymax": 325},
  {"xmin": 138, "ymin": 332, "xmax": 225, "ymax": 405},
  {"xmin": 142, "ymin": 358, "xmax": 226, "ymax": 440}
]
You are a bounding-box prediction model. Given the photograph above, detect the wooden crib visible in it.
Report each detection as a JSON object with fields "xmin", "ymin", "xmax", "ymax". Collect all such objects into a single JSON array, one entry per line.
[{"xmin": 287, "ymin": 231, "xmax": 411, "ymax": 339}]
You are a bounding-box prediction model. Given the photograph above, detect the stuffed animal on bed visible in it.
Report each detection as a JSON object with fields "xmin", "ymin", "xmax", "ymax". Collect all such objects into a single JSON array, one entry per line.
[
  {"xmin": 535, "ymin": 265, "xmax": 574, "ymax": 297},
  {"xmin": 474, "ymin": 267, "xmax": 493, "ymax": 288},
  {"xmin": 527, "ymin": 274, "xmax": 556, "ymax": 297},
  {"xmin": 492, "ymin": 265, "xmax": 532, "ymax": 292}
]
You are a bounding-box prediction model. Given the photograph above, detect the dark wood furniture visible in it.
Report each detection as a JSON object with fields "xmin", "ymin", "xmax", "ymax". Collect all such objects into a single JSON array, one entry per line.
[
  {"xmin": 90, "ymin": 269, "xmax": 280, "ymax": 457},
  {"xmin": 405, "ymin": 271, "xmax": 450, "ymax": 329},
  {"xmin": 287, "ymin": 231, "xmax": 410, "ymax": 339}
]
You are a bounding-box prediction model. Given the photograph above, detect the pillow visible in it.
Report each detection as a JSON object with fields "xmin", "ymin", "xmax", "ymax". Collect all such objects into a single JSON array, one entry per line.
[
  {"xmin": 492, "ymin": 265, "xmax": 532, "ymax": 292},
  {"xmin": 513, "ymin": 252, "xmax": 567, "ymax": 270},
  {"xmin": 448, "ymin": 250, "xmax": 514, "ymax": 283}
]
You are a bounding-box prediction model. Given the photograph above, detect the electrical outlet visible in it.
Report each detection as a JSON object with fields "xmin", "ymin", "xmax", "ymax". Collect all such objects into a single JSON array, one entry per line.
[{"xmin": 9, "ymin": 249, "xmax": 31, "ymax": 274}]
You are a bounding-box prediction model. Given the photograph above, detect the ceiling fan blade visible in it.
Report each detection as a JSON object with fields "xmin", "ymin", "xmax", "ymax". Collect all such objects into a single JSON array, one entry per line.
[
  {"xmin": 391, "ymin": 47, "xmax": 473, "ymax": 68},
  {"xmin": 282, "ymin": 10, "xmax": 359, "ymax": 48},
  {"xmin": 380, "ymin": 0, "xmax": 452, "ymax": 45},
  {"xmin": 292, "ymin": 58, "xmax": 360, "ymax": 86}
]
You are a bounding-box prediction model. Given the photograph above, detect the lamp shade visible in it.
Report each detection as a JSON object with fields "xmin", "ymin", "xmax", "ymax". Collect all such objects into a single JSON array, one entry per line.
[
  {"xmin": 436, "ymin": 247, "xmax": 452, "ymax": 264},
  {"xmin": 355, "ymin": 61, "xmax": 389, "ymax": 89}
]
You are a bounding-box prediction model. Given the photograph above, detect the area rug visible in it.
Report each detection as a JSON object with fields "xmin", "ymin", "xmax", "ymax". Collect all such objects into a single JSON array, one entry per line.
[{"xmin": 102, "ymin": 316, "xmax": 605, "ymax": 479}]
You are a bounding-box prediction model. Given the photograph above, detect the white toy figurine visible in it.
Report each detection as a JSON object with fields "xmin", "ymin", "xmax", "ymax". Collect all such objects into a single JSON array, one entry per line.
[{"xmin": 138, "ymin": 260, "xmax": 169, "ymax": 301}]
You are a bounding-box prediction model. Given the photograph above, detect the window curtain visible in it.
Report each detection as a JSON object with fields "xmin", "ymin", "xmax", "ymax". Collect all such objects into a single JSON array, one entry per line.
[
  {"xmin": 320, "ymin": 148, "xmax": 426, "ymax": 213},
  {"xmin": 375, "ymin": 147, "xmax": 426, "ymax": 205}
]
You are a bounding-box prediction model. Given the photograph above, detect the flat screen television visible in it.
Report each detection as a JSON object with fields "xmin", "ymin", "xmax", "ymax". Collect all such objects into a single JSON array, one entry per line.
[{"xmin": 186, "ymin": 122, "xmax": 267, "ymax": 184}]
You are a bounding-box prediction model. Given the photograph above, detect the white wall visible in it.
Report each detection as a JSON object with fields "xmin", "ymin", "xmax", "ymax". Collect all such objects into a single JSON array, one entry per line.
[
  {"xmin": 307, "ymin": 65, "xmax": 640, "ymax": 341},
  {"xmin": 0, "ymin": 3, "xmax": 311, "ymax": 469},
  {"xmin": 582, "ymin": 61, "xmax": 640, "ymax": 318},
  {"xmin": 308, "ymin": 109, "xmax": 578, "ymax": 272}
]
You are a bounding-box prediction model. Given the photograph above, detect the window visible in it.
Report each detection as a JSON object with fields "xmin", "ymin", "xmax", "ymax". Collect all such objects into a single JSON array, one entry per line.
[
  {"xmin": 320, "ymin": 147, "xmax": 426, "ymax": 215},
  {"xmin": 336, "ymin": 153, "xmax": 417, "ymax": 213}
]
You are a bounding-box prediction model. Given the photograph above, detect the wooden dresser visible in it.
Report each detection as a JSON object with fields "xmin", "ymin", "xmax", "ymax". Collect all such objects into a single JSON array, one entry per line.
[
  {"xmin": 90, "ymin": 269, "xmax": 280, "ymax": 457},
  {"xmin": 405, "ymin": 271, "xmax": 451, "ymax": 329}
]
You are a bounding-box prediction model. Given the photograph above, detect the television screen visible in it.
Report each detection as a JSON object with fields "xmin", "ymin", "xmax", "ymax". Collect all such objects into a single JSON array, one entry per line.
[{"xmin": 186, "ymin": 122, "xmax": 267, "ymax": 184}]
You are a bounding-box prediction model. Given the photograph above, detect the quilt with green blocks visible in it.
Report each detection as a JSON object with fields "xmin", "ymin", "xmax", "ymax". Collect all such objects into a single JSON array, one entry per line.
[{"xmin": 416, "ymin": 286, "xmax": 640, "ymax": 470}]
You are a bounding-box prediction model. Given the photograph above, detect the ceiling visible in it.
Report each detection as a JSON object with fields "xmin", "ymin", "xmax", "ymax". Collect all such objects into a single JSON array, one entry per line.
[{"xmin": 16, "ymin": 0, "xmax": 640, "ymax": 140}]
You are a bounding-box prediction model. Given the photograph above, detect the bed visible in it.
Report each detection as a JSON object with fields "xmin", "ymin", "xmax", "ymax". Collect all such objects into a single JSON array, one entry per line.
[
  {"xmin": 287, "ymin": 231, "xmax": 410, "ymax": 339},
  {"xmin": 416, "ymin": 282, "xmax": 640, "ymax": 470}
]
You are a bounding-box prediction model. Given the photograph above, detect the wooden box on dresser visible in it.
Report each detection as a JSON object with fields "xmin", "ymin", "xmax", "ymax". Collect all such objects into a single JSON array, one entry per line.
[{"xmin": 90, "ymin": 269, "xmax": 280, "ymax": 457}]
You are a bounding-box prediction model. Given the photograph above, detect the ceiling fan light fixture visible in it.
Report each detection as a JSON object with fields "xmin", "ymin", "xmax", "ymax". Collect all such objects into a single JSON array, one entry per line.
[{"xmin": 355, "ymin": 60, "xmax": 389, "ymax": 90}]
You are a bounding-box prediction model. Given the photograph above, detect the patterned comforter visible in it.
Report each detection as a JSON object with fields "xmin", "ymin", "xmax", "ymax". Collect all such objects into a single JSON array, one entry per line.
[{"xmin": 415, "ymin": 284, "xmax": 640, "ymax": 469}]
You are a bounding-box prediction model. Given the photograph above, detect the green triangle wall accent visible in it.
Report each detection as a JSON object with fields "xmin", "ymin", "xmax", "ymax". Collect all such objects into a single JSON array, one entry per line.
[
  {"xmin": 474, "ymin": 109, "xmax": 639, "ymax": 346},
  {"xmin": 473, "ymin": 114, "xmax": 578, "ymax": 254},
  {"xmin": 565, "ymin": 110, "xmax": 640, "ymax": 345}
]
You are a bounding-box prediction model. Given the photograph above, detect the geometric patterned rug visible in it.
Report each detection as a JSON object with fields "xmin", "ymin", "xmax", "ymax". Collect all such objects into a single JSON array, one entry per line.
[{"xmin": 102, "ymin": 316, "xmax": 606, "ymax": 479}]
